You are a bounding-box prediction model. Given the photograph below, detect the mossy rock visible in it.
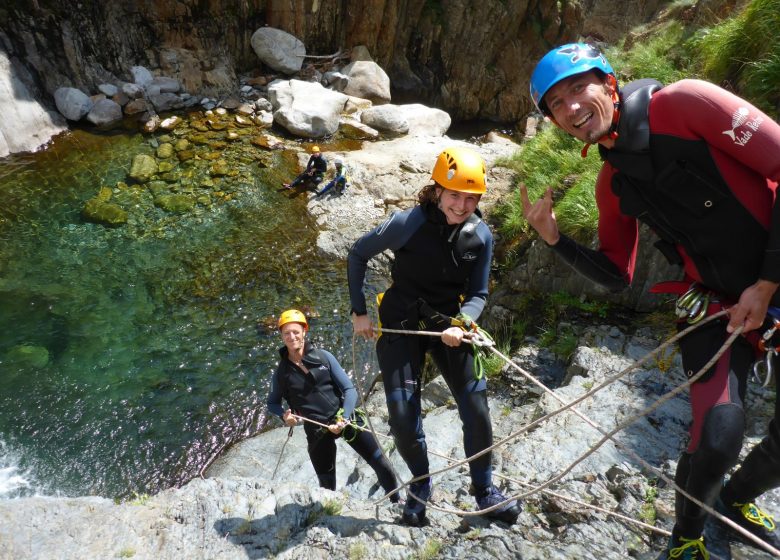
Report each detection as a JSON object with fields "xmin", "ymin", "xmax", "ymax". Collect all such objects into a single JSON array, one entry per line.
[
  {"xmin": 129, "ymin": 154, "xmax": 159, "ymax": 183},
  {"xmin": 82, "ymin": 198, "xmax": 128, "ymax": 226},
  {"xmin": 5, "ymin": 344, "xmax": 49, "ymax": 368},
  {"xmin": 177, "ymin": 150, "xmax": 195, "ymax": 162},
  {"xmin": 190, "ymin": 120, "xmax": 210, "ymax": 132},
  {"xmin": 157, "ymin": 161, "xmax": 176, "ymax": 173},
  {"xmin": 209, "ymin": 161, "xmax": 233, "ymax": 177},
  {"xmin": 156, "ymin": 143, "xmax": 174, "ymax": 159},
  {"xmin": 147, "ymin": 181, "xmax": 171, "ymax": 197},
  {"xmin": 154, "ymin": 193, "xmax": 195, "ymax": 213},
  {"xmin": 174, "ymin": 139, "xmax": 190, "ymax": 151}
]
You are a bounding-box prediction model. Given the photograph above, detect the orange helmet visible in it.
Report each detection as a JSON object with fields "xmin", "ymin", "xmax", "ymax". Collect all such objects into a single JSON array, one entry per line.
[
  {"xmin": 278, "ymin": 309, "xmax": 308, "ymax": 331},
  {"xmin": 311, "ymin": 145, "xmax": 320, "ymax": 153},
  {"xmin": 430, "ymin": 146, "xmax": 486, "ymax": 194}
]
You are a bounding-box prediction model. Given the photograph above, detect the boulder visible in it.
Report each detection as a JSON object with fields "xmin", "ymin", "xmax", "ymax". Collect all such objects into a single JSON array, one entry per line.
[
  {"xmin": 338, "ymin": 117, "xmax": 379, "ymax": 140},
  {"xmin": 148, "ymin": 92, "xmax": 184, "ymax": 112},
  {"xmin": 268, "ymin": 79, "xmax": 348, "ymax": 138},
  {"xmin": 130, "ymin": 65, "xmax": 154, "ymax": 86},
  {"xmin": 359, "ymin": 105, "xmax": 409, "ymax": 134},
  {"xmin": 398, "ymin": 104, "xmax": 451, "ymax": 137},
  {"xmin": 53, "ymin": 87, "xmax": 93, "ymax": 121},
  {"xmin": 149, "ymin": 76, "xmax": 181, "ymax": 94},
  {"xmin": 342, "ymin": 60, "xmax": 391, "ymax": 104},
  {"xmin": 250, "ymin": 27, "xmax": 305, "ymax": 75},
  {"xmin": 97, "ymin": 83, "xmax": 118, "ymax": 97},
  {"xmin": 85, "ymin": 98, "xmax": 123, "ymax": 126}
]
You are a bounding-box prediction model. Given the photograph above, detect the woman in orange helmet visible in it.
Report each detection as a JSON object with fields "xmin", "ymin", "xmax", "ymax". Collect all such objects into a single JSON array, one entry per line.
[
  {"xmin": 348, "ymin": 147, "xmax": 519, "ymax": 526},
  {"xmin": 267, "ymin": 309, "xmax": 399, "ymax": 500}
]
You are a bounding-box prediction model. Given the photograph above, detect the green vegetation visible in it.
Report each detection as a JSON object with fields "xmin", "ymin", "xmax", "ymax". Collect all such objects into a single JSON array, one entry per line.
[
  {"xmin": 607, "ymin": 20, "xmax": 695, "ymax": 85},
  {"xmin": 417, "ymin": 538, "xmax": 443, "ymax": 559},
  {"xmin": 693, "ymin": 0, "xmax": 780, "ymax": 114},
  {"xmin": 306, "ymin": 499, "xmax": 343, "ymax": 526},
  {"xmin": 639, "ymin": 483, "xmax": 659, "ymax": 524},
  {"xmin": 127, "ymin": 492, "xmax": 151, "ymax": 506},
  {"xmin": 494, "ymin": 127, "xmax": 602, "ymax": 244},
  {"xmin": 348, "ymin": 542, "xmax": 368, "ymax": 560},
  {"xmin": 116, "ymin": 549, "xmax": 136, "ymax": 559}
]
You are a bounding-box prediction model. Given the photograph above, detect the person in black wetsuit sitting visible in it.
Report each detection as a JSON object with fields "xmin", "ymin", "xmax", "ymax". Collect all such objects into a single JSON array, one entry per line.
[{"xmin": 283, "ymin": 145, "xmax": 327, "ymax": 191}]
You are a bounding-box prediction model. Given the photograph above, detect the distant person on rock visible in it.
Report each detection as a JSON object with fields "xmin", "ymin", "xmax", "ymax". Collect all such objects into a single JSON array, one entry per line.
[
  {"xmin": 316, "ymin": 157, "xmax": 350, "ymax": 197},
  {"xmin": 523, "ymin": 43, "xmax": 780, "ymax": 560},
  {"xmin": 266, "ymin": 309, "xmax": 400, "ymax": 501},
  {"xmin": 284, "ymin": 145, "xmax": 327, "ymax": 191},
  {"xmin": 348, "ymin": 146, "xmax": 520, "ymax": 527}
]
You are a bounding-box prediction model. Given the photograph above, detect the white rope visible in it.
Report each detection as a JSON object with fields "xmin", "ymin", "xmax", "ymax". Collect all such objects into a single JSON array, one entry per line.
[{"xmin": 348, "ymin": 315, "xmax": 780, "ymax": 557}]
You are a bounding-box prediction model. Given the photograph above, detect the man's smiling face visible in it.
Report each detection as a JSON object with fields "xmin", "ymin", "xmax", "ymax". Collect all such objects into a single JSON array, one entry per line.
[{"xmin": 545, "ymin": 70, "xmax": 615, "ymax": 145}]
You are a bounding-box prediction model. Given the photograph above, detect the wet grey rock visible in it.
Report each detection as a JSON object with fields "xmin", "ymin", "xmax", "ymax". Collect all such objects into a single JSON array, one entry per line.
[
  {"xmin": 85, "ymin": 98, "xmax": 122, "ymax": 126},
  {"xmin": 54, "ymin": 86, "xmax": 93, "ymax": 121}
]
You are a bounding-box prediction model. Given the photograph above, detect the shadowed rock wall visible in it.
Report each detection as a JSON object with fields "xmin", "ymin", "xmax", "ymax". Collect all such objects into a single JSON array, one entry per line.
[{"xmin": 1, "ymin": 0, "xmax": 667, "ymax": 121}]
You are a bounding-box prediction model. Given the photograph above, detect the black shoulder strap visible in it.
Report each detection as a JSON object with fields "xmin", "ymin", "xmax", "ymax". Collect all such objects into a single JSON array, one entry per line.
[{"xmin": 599, "ymin": 79, "xmax": 663, "ymax": 179}]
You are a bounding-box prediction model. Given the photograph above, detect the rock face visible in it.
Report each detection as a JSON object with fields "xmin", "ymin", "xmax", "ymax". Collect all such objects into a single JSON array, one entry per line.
[{"xmin": 0, "ymin": 0, "xmax": 667, "ymax": 127}]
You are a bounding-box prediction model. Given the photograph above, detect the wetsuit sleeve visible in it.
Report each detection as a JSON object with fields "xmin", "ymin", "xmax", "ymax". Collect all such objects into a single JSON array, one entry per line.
[
  {"xmin": 266, "ymin": 366, "xmax": 285, "ymax": 418},
  {"xmin": 321, "ymin": 350, "xmax": 357, "ymax": 418},
  {"xmin": 347, "ymin": 208, "xmax": 421, "ymax": 315},
  {"xmin": 460, "ymin": 223, "xmax": 492, "ymax": 320},
  {"xmin": 550, "ymin": 163, "xmax": 636, "ymax": 291},
  {"xmin": 650, "ymin": 80, "xmax": 780, "ymax": 282}
]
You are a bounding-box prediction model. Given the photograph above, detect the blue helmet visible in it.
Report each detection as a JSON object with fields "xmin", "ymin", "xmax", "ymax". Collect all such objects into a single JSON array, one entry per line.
[{"xmin": 529, "ymin": 43, "xmax": 614, "ymax": 115}]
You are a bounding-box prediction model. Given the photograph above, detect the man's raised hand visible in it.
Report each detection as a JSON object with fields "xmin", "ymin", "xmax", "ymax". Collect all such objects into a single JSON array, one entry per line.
[{"xmin": 520, "ymin": 184, "xmax": 560, "ymax": 245}]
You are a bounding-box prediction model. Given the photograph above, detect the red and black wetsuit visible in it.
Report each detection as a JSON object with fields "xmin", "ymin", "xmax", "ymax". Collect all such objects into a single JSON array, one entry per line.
[{"xmin": 551, "ymin": 78, "xmax": 780, "ymax": 539}]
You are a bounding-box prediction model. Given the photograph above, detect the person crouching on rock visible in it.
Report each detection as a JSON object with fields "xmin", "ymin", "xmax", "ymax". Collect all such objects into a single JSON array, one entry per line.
[
  {"xmin": 266, "ymin": 308, "xmax": 400, "ymax": 501},
  {"xmin": 348, "ymin": 146, "xmax": 521, "ymax": 526},
  {"xmin": 283, "ymin": 145, "xmax": 327, "ymax": 191}
]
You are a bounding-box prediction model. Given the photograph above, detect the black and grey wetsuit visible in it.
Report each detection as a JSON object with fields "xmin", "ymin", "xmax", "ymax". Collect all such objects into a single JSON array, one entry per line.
[
  {"xmin": 267, "ymin": 342, "xmax": 397, "ymax": 494},
  {"xmin": 347, "ymin": 202, "xmax": 497, "ymax": 489}
]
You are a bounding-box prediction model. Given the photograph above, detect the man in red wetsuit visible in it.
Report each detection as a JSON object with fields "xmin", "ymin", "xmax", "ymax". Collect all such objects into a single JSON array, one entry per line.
[{"xmin": 523, "ymin": 43, "xmax": 780, "ymax": 559}]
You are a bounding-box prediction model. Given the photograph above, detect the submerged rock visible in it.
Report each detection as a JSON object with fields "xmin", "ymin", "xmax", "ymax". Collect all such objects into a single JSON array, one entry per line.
[
  {"xmin": 5, "ymin": 344, "xmax": 49, "ymax": 369},
  {"xmin": 154, "ymin": 193, "xmax": 195, "ymax": 213},
  {"xmin": 129, "ymin": 154, "xmax": 159, "ymax": 183}
]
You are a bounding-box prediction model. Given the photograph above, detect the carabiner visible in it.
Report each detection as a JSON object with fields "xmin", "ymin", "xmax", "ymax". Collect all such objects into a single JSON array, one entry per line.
[{"xmin": 753, "ymin": 349, "xmax": 776, "ymax": 388}]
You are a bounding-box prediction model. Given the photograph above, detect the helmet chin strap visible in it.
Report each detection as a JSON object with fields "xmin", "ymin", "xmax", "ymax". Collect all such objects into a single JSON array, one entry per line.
[{"xmin": 580, "ymin": 76, "xmax": 621, "ymax": 157}]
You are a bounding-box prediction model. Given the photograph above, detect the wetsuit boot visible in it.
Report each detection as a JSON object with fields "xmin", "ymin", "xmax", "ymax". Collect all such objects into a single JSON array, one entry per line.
[
  {"xmin": 402, "ymin": 477, "xmax": 432, "ymax": 526},
  {"xmin": 316, "ymin": 472, "xmax": 336, "ymax": 491},
  {"xmin": 471, "ymin": 484, "xmax": 520, "ymax": 524}
]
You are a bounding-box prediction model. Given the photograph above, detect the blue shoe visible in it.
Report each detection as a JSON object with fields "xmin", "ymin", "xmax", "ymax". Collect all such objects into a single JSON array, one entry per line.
[
  {"xmin": 656, "ymin": 535, "xmax": 710, "ymax": 559},
  {"xmin": 473, "ymin": 484, "xmax": 520, "ymax": 524},
  {"xmin": 402, "ymin": 478, "xmax": 432, "ymax": 526},
  {"xmin": 705, "ymin": 496, "xmax": 780, "ymax": 556}
]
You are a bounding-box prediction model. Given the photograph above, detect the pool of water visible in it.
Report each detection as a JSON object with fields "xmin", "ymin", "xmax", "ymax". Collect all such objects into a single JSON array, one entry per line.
[{"xmin": 0, "ymin": 122, "xmax": 369, "ymax": 499}]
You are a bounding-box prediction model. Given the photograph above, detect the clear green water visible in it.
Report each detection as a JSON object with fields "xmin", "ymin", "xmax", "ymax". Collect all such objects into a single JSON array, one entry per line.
[{"xmin": 0, "ymin": 125, "xmax": 363, "ymax": 499}]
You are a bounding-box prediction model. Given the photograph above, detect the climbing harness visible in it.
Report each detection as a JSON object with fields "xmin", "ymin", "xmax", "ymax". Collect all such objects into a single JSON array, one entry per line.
[{"xmin": 271, "ymin": 425, "xmax": 294, "ymax": 480}]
